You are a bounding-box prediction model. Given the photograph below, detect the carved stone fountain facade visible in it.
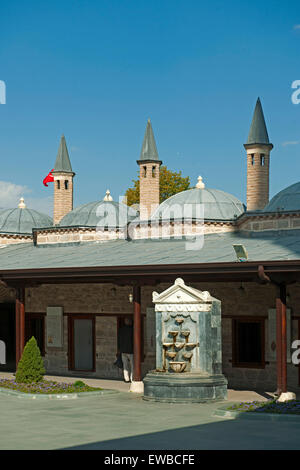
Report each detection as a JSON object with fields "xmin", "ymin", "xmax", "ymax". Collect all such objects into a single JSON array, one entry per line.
[{"xmin": 143, "ymin": 278, "xmax": 228, "ymax": 403}]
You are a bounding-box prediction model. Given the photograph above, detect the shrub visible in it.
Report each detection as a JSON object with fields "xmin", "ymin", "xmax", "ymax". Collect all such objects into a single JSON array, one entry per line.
[
  {"xmin": 74, "ymin": 380, "xmax": 86, "ymax": 388},
  {"xmin": 15, "ymin": 337, "xmax": 46, "ymax": 383}
]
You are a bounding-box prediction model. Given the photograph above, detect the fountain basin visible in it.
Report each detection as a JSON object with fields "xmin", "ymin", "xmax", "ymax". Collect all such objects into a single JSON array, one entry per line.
[
  {"xmin": 169, "ymin": 362, "xmax": 186, "ymax": 373},
  {"xmin": 183, "ymin": 352, "xmax": 193, "ymax": 359},
  {"xmin": 181, "ymin": 331, "xmax": 190, "ymax": 337},
  {"xmin": 166, "ymin": 352, "xmax": 177, "ymax": 359},
  {"xmin": 175, "ymin": 342, "xmax": 185, "ymax": 350},
  {"xmin": 168, "ymin": 331, "xmax": 179, "ymax": 338}
]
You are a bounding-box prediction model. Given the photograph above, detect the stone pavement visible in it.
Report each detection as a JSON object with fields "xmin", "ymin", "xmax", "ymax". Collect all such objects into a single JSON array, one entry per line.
[
  {"xmin": 0, "ymin": 372, "xmax": 300, "ymax": 449},
  {"xmin": 0, "ymin": 372, "xmax": 276, "ymax": 400}
]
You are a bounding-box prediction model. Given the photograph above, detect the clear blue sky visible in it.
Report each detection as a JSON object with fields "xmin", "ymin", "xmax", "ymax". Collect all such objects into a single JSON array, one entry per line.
[{"xmin": 1, "ymin": 0, "xmax": 300, "ymax": 214}]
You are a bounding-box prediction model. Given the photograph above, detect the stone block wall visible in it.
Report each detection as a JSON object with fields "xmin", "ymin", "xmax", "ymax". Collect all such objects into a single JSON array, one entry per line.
[
  {"xmin": 53, "ymin": 172, "xmax": 74, "ymax": 225},
  {"xmin": 246, "ymin": 145, "xmax": 271, "ymax": 211},
  {"xmin": 0, "ymin": 279, "xmax": 299, "ymax": 391}
]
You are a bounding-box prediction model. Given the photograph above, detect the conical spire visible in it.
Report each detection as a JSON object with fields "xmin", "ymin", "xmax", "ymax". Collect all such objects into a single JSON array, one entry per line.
[
  {"xmin": 246, "ymin": 98, "xmax": 270, "ymax": 145},
  {"xmin": 53, "ymin": 135, "xmax": 73, "ymax": 173},
  {"xmin": 139, "ymin": 119, "xmax": 159, "ymax": 162}
]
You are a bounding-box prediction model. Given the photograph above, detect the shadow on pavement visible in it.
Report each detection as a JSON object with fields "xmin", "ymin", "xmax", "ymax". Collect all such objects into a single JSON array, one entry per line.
[{"xmin": 62, "ymin": 414, "xmax": 300, "ymax": 450}]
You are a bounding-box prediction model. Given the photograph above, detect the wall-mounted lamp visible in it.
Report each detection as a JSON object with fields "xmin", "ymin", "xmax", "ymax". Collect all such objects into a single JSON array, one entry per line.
[{"xmin": 129, "ymin": 293, "xmax": 133, "ymax": 303}]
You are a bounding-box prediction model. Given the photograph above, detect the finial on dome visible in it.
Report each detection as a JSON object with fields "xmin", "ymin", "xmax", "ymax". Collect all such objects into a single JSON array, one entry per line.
[
  {"xmin": 196, "ymin": 176, "xmax": 205, "ymax": 189},
  {"xmin": 103, "ymin": 189, "xmax": 113, "ymax": 201},
  {"xmin": 18, "ymin": 197, "xmax": 26, "ymax": 209}
]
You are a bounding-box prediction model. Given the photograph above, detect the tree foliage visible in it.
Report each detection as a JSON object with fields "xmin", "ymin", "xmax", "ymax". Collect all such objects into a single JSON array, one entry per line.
[
  {"xmin": 15, "ymin": 337, "xmax": 46, "ymax": 384},
  {"xmin": 125, "ymin": 166, "xmax": 191, "ymax": 206}
]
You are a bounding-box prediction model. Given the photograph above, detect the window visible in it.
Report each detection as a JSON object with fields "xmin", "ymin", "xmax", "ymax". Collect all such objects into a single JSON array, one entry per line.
[
  {"xmin": 260, "ymin": 154, "xmax": 265, "ymax": 166},
  {"xmin": 152, "ymin": 166, "xmax": 156, "ymax": 177},
  {"xmin": 64, "ymin": 180, "xmax": 69, "ymax": 190},
  {"xmin": 143, "ymin": 166, "xmax": 147, "ymax": 177},
  {"xmin": 57, "ymin": 180, "xmax": 60, "ymax": 189},
  {"xmin": 251, "ymin": 154, "xmax": 255, "ymax": 166},
  {"xmin": 232, "ymin": 317, "xmax": 265, "ymax": 368}
]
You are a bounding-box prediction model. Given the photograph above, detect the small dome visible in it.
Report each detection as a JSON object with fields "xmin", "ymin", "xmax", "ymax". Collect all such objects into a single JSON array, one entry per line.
[
  {"xmin": 59, "ymin": 199, "xmax": 138, "ymax": 227},
  {"xmin": 151, "ymin": 186, "xmax": 245, "ymax": 221},
  {"xmin": 0, "ymin": 200, "xmax": 52, "ymax": 234},
  {"xmin": 264, "ymin": 182, "xmax": 300, "ymax": 212}
]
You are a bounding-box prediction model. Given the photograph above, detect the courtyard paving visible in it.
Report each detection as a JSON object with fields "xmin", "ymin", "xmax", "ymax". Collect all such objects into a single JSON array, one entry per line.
[{"xmin": 0, "ymin": 372, "xmax": 300, "ymax": 450}]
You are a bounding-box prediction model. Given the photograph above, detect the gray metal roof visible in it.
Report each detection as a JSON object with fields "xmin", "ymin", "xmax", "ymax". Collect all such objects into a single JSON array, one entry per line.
[
  {"xmin": 263, "ymin": 181, "xmax": 300, "ymax": 212},
  {"xmin": 247, "ymin": 97, "xmax": 270, "ymax": 145},
  {"xmin": 0, "ymin": 208, "xmax": 52, "ymax": 235},
  {"xmin": 53, "ymin": 135, "xmax": 73, "ymax": 173},
  {"xmin": 59, "ymin": 200, "xmax": 138, "ymax": 227},
  {"xmin": 138, "ymin": 119, "xmax": 160, "ymax": 162},
  {"xmin": 151, "ymin": 188, "xmax": 245, "ymax": 221},
  {"xmin": 0, "ymin": 230, "xmax": 299, "ymax": 271}
]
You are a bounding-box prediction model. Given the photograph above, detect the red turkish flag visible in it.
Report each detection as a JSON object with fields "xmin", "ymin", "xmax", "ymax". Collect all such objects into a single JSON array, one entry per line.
[{"xmin": 43, "ymin": 169, "xmax": 54, "ymax": 187}]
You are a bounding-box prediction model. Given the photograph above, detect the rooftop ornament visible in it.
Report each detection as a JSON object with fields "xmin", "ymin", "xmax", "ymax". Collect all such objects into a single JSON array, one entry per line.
[
  {"xmin": 103, "ymin": 190, "xmax": 113, "ymax": 202},
  {"xmin": 18, "ymin": 198, "xmax": 26, "ymax": 209},
  {"xmin": 196, "ymin": 176, "xmax": 205, "ymax": 189}
]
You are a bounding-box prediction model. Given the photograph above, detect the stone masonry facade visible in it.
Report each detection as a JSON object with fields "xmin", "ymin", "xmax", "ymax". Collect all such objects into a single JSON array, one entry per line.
[
  {"xmin": 139, "ymin": 162, "xmax": 160, "ymax": 220},
  {"xmin": 53, "ymin": 172, "xmax": 74, "ymax": 225},
  {"xmin": 0, "ymin": 280, "xmax": 299, "ymax": 391},
  {"xmin": 246, "ymin": 144, "xmax": 271, "ymax": 211}
]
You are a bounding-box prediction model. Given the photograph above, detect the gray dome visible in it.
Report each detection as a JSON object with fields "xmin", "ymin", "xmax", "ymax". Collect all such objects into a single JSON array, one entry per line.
[
  {"xmin": 151, "ymin": 187, "xmax": 245, "ymax": 221},
  {"xmin": 59, "ymin": 200, "xmax": 138, "ymax": 227},
  {"xmin": 264, "ymin": 182, "xmax": 300, "ymax": 212},
  {"xmin": 0, "ymin": 206, "xmax": 52, "ymax": 235}
]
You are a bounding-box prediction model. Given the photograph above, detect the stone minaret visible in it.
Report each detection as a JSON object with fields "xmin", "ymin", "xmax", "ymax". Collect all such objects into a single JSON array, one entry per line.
[
  {"xmin": 52, "ymin": 135, "xmax": 75, "ymax": 225},
  {"xmin": 137, "ymin": 119, "xmax": 162, "ymax": 220},
  {"xmin": 244, "ymin": 98, "xmax": 273, "ymax": 211}
]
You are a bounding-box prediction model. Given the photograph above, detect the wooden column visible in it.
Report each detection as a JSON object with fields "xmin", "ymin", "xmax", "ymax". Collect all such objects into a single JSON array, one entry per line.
[
  {"xmin": 15, "ymin": 286, "xmax": 25, "ymax": 368},
  {"xmin": 15, "ymin": 290, "xmax": 20, "ymax": 369},
  {"xmin": 133, "ymin": 284, "xmax": 142, "ymax": 382},
  {"xmin": 280, "ymin": 284, "xmax": 287, "ymax": 393},
  {"xmin": 276, "ymin": 283, "xmax": 287, "ymax": 395}
]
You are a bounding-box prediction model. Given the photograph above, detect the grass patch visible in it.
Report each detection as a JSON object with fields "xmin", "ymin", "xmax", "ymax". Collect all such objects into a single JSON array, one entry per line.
[
  {"xmin": 0, "ymin": 378, "xmax": 102, "ymax": 394},
  {"xmin": 228, "ymin": 399, "xmax": 300, "ymax": 415}
]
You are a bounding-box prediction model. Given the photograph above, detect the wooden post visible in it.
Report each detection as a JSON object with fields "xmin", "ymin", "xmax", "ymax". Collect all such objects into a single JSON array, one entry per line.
[
  {"xmin": 133, "ymin": 284, "xmax": 142, "ymax": 383},
  {"xmin": 15, "ymin": 289, "xmax": 20, "ymax": 369},
  {"xmin": 19, "ymin": 287, "xmax": 25, "ymax": 357},
  {"xmin": 276, "ymin": 283, "xmax": 287, "ymax": 395},
  {"xmin": 280, "ymin": 284, "xmax": 287, "ymax": 394},
  {"xmin": 15, "ymin": 286, "xmax": 25, "ymax": 368}
]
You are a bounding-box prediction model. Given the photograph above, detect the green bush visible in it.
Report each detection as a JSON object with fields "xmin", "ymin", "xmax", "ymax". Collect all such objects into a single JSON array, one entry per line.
[
  {"xmin": 74, "ymin": 380, "xmax": 86, "ymax": 388},
  {"xmin": 15, "ymin": 337, "xmax": 46, "ymax": 384}
]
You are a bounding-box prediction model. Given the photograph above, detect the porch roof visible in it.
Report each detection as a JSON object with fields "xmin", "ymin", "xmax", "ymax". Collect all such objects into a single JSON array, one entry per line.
[{"xmin": 0, "ymin": 230, "xmax": 300, "ymax": 285}]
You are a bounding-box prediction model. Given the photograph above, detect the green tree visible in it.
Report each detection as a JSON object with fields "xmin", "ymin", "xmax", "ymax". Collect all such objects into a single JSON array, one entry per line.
[
  {"xmin": 125, "ymin": 166, "xmax": 191, "ymax": 206},
  {"xmin": 15, "ymin": 337, "xmax": 46, "ymax": 383}
]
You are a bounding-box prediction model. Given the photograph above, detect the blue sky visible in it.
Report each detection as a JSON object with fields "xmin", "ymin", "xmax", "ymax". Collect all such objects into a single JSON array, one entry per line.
[{"xmin": 1, "ymin": 0, "xmax": 300, "ymax": 214}]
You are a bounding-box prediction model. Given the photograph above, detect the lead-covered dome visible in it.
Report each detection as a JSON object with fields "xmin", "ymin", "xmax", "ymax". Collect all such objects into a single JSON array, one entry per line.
[
  {"xmin": 263, "ymin": 182, "xmax": 300, "ymax": 212},
  {"xmin": 59, "ymin": 190, "xmax": 138, "ymax": 227},
  {"xmin": 0, "ymin": 198, "xmax": 52, "ymax": 234},
  {"xmin": 151, "ymin": 177, "xmax": 245, "ymax": 221}
]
